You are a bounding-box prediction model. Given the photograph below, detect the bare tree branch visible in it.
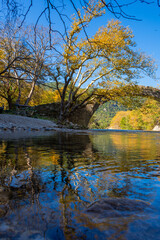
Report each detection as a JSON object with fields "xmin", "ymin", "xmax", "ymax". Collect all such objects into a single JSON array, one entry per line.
[{"xmin": 18, "ymin": 0, "xmax": 32, "ymax": 28}]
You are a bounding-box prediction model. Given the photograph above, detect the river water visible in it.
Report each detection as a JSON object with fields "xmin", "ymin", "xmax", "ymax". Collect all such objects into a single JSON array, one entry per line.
[{"xmin": 1, "ymin": 130, "xmax": 160, "ymax": 239}]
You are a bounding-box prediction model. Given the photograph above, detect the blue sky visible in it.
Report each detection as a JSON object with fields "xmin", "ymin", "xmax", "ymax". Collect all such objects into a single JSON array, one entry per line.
[
  {"xmin": 85, "ymin": 1, "xmax": 160, "ymax": 87},
  {"xmin": 118, "ymin": 1, "xmax": 160, "ymax": 87},
  {"xmin": 96, "ymin": 2, "xmax": 160, "ymax": 87},
  {"xmin": 1, "ymin": 0, "xmax": 159, "ymax": 87}
]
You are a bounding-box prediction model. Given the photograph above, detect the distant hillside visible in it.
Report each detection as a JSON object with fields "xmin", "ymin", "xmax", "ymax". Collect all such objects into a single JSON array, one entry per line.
[
  {"xmin": 89, "ymin": 101, "xmax": 128, "ymax": 129},
  {"xmin": 109, "ymin": 99, "xmax": 160, "ymax": 131}
]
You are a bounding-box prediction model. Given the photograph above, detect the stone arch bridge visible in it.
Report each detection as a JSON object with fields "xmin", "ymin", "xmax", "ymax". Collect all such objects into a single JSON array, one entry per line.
[{"xmin": 33, "ymin": 85, "xmax": 160, "ymax": 128}]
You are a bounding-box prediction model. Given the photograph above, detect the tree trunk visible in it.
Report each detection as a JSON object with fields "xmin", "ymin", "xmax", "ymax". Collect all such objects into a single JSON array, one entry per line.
[
  {"xmin": 7, "ymin": 96, "xmax": 14, "ymax": 110},
  {"xmin": 15, "ymin": 80, "xmax": 22, "ymax": 105},
  {"xmin": 25, "ymin": 80, "xmax": 36, "ymax": 105},
  {"xmin": 59, "ymin": 83, "xmax": 68, "ymax": 122}
]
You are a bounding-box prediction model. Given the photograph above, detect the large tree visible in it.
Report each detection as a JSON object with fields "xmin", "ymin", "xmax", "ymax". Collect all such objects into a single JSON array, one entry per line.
[
  {"xmin": 0, "ymin": 1, "xmax": 157, "ymax": 116},
  {"xmin": 0, "ymin": 23, "xmax": 56, "ymax": 109},
  {"xmin": 0, "ymin": 24, "xmax": 29, "ymax": 109},
  {"xmin": 51, "ymin": 9, "xmax": 155, "ymax": 122}
]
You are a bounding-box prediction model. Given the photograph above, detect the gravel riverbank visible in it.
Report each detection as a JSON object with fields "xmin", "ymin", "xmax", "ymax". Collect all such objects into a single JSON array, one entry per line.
[
  {"xmin": 0, "ymin": 114, "xmax": 58, "ymax": 130},
  {"xmin": 0, "ymin": 114, "xmax": 59, "ymax": 139},
  {"xmin": 0, "ymin": 114, "xmax": 90, "ymax": 139}
]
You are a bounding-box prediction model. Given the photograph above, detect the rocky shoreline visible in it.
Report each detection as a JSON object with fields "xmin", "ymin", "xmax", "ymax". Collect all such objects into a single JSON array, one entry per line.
[
  {"xmin": 0, "ymin": 114, "xmax": 91, "ymax": 139},
  {"xmin": 0, "ymin": 114, "xmax": 160, "ymax": 140},
  {"xmin": 0, "ymin": 114, "xmax": 58, "ymax": 130}
]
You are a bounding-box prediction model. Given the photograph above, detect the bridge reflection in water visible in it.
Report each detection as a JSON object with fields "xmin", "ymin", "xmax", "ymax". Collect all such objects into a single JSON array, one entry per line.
[{"xmin": 0, "ymin": 130, "xmax": 160, "ymax": 239}]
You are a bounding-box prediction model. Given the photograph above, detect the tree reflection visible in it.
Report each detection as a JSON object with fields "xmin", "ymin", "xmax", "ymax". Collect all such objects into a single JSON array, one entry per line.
[{"xmin": 0, "ymin": 131, "xmax": 160, "ymax": 239}]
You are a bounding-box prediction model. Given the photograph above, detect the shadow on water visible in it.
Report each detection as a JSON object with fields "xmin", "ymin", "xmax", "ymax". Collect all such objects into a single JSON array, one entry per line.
[{"xmin": 0, "ymin": 130, "xmax": 160, "ymax": 239}]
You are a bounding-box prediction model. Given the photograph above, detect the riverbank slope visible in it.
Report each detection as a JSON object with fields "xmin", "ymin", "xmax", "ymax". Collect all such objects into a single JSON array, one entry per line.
[{"xmin": 0, "ymin": 114, "xmax": 58, "ymax": 131}]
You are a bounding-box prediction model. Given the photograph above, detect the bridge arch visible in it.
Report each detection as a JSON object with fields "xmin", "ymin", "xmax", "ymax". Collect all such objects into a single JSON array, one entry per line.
[
  {"xmin": 32, "ymin": 85, "xmax": 160, "ymax": 128},
  {"xmin": 68, "ymin": 85, "xmax": 160, "ymax": 128}
]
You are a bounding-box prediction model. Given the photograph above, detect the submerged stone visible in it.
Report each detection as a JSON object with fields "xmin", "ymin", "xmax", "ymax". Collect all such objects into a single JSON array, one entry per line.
[
  {"xmin": 85, "ymin": 198, "xmax": 152, "ymax": 219},
  {"xmin": 0, "ymin": 207, "xmax": 7, "ymax": 218}
]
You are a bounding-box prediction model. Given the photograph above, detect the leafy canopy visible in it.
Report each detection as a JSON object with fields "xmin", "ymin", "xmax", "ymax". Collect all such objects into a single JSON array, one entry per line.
[{"xmin": 54, "ymin": 11, "xmax": 155, "ymax": 121}]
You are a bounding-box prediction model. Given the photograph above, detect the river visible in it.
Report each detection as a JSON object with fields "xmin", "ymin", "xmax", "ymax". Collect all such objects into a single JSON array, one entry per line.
[{"xmin": 0, "ymin": 130, "xmax": 160, "ymax": 239}]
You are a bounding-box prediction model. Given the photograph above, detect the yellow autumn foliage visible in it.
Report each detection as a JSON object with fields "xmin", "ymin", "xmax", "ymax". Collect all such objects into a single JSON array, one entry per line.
[
  {"xmin": 110, "ymin": 99, "xmax": 160, "ymax": 131},
  {"xmin": 0, "ymin": 48, "xmax": 5, "ymax": 72}
]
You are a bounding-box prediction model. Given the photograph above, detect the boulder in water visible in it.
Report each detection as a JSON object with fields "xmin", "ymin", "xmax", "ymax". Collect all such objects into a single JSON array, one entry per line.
[{"xmin": 85, "ymin": 198, "xmax": 151, "ymax": 219}]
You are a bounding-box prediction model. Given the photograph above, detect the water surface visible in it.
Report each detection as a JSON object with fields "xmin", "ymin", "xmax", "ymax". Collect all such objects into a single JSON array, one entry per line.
[{"xmin": 0, "ymin": 130, "xmax": 160, "ymax": 239}]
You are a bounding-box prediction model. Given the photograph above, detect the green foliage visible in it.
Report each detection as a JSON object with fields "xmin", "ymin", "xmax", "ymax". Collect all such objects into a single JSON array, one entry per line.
[
  {"xmin": 110, "ymin": 99, "xmax": 160, "ymax": 130},
  {"xmin": 89, "ymin": 101, "xmax": 128, "ymax": 129},
  {"xmin": 120, "ymin": 116, "xmax": 133, "ymax": 130}
]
